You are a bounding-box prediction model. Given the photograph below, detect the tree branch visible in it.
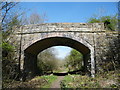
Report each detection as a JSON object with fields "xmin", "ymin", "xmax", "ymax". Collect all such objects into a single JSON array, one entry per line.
[{"xmin": 1, "ymin": 2, "xmax": 19, "ymax": 23}]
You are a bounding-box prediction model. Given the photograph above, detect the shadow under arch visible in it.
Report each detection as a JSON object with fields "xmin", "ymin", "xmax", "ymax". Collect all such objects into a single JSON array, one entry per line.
[{"xmin": 23, "ymin": 37, "xmax": 95, "ymax": 80}]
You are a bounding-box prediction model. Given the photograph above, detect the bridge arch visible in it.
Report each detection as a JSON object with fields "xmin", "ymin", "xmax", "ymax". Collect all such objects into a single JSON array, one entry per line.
[{"xmin": 22, "ymin": 36, "xmax": 95, "ymax": 80}]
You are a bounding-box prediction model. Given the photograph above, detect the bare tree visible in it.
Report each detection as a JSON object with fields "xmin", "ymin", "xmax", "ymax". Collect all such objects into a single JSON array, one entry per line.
[
  {"xmin": 0, "ymin": 1, "xmax": 19, "ymax": 30},
  {"xmin": 37, "ymin": 48, "xmax": 58, "ymax": 74},
  {"xmin": 29, "ymin": 12, "xmax": 47, "ymax": 24},
  {"xmin": 1, "ymin": 1, "xmax": 18, "ymax": 22}
]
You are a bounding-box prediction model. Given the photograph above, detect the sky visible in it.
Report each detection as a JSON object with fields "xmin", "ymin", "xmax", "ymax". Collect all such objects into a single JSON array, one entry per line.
[
  {"xmin": 53, "ymin": 46, "xmax": 72, "ymax": 60},
  {"xmin": 20, "ymin": 2, "xmax": 118, "ymax": 23},
  {"xmin": 19, "ymin": 2, "xmax": 118, "ymax": 59},
  {"xmin": 20, "ymin": 0, "xmax": 119, "ymax": 2}
]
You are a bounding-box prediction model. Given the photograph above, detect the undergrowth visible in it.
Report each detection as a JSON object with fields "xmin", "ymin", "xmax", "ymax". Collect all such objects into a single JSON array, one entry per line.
[{"xmin": 60, "ymin": 71, "xmax": 120, "ymax": 88}]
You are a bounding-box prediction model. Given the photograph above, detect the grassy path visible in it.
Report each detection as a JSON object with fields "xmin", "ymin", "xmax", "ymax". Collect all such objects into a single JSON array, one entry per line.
[
  {"xmin": 50, "ymin": 76, "xmax": 64, "ymax": 88},
  {"xmin": 51, "ymin": 70, "xmax": 67, "ymax": 88}
]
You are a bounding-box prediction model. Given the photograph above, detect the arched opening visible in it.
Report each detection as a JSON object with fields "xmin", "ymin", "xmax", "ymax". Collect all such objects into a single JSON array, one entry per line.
[
  {"xmin": 23, "ymin": 37, "xmax": 94, "ymax": 80},
  {"xmin": 37, "ymin": 46, "xmax": 84, "ymax": 76}
]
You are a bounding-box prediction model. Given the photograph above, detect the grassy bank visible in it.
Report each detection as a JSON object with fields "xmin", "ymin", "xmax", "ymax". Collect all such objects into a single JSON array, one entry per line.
[
  {"xmin": 61, "ymin": 71, "xmax": 120, "ymax": 88},
  {"xmin": 3, "ymin": 75, "xmax": 57, "ymax": 88}
]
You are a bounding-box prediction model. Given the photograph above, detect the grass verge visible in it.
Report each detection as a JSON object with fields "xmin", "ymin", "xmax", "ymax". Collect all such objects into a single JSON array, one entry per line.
[{"xmin": 60, "ymin": 71, "xmax": 120, "ymax": 88}]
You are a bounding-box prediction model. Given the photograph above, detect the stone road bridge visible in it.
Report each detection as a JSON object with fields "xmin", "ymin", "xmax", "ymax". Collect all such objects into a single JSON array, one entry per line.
[{"xmin": 10, "ymin": 23, "xmax": 119, "ymax": 79}]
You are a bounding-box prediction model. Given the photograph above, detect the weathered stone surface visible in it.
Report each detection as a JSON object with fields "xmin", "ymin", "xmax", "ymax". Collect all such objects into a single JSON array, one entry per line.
[{"xmin": 10, "ymin": 23, "xmax": 119, "ymax": 79}]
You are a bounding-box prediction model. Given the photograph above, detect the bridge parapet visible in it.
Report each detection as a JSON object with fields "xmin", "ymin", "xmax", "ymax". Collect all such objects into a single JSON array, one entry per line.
[{"xmin": 13, "ymin": 23, "xmax": 105, "ymax": 34}]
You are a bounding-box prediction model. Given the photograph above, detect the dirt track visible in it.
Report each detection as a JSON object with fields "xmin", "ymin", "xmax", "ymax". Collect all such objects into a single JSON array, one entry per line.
[{"xmin": 50, "ymin": 76, "xmax": 64, "ymax": 88}]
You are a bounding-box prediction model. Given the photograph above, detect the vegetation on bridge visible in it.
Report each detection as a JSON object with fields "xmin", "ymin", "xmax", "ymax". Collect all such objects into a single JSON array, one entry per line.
[{"xmin": 88, "ymin": 15, "xmax": 118, "ymax": 31}]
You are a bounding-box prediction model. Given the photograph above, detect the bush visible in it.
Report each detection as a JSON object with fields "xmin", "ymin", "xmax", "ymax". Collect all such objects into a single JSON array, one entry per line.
[{"xmin": 2, "ymin": 42, "xmax": 14, "ymax": 57}]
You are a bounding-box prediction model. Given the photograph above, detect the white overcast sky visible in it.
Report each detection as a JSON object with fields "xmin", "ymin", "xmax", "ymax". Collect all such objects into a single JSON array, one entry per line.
[{"xmin": 53, "ymin": 46, "xmax": 72, "ymax": 60}]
